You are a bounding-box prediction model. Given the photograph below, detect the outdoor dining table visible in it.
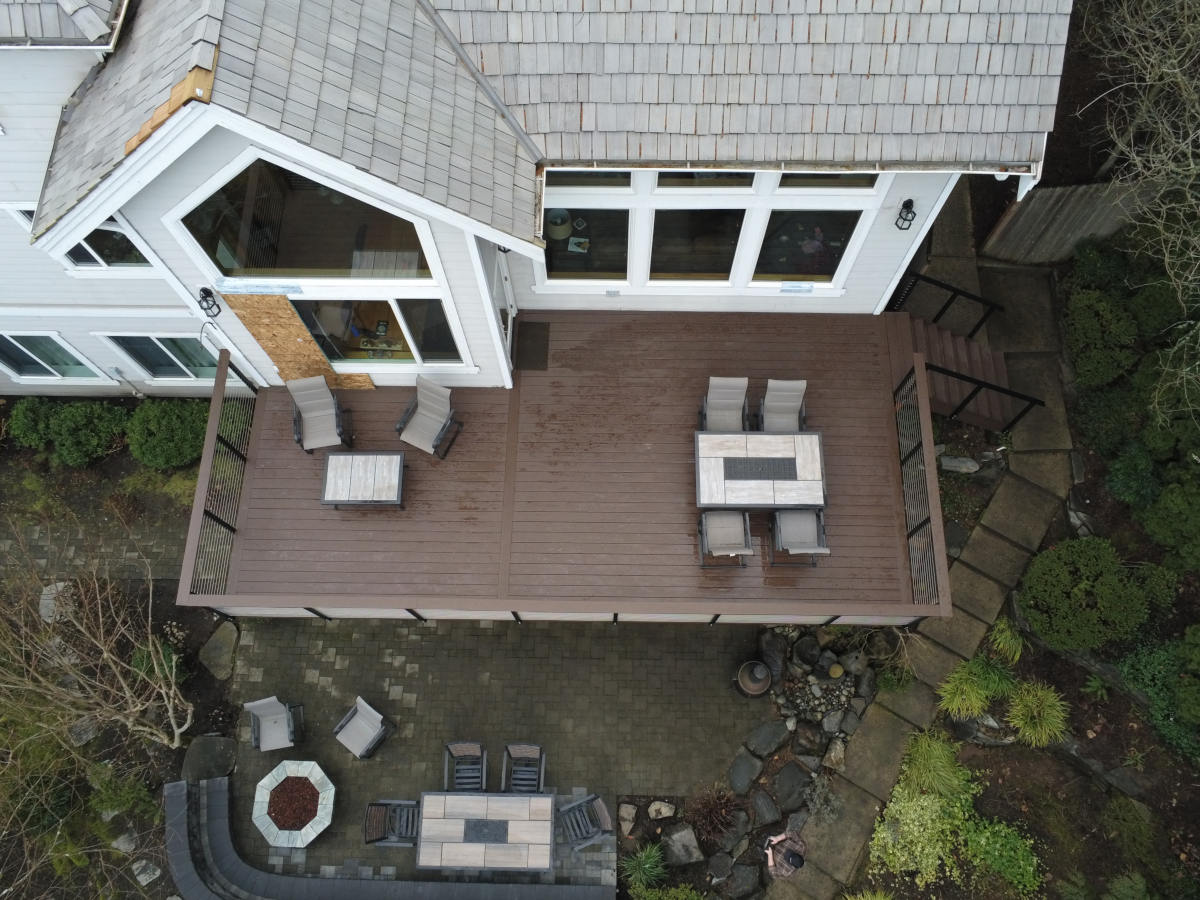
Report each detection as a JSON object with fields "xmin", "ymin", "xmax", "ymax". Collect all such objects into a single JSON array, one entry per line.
[
  {"xmin": 695, "ymin": 431, "xmax": 825, "ymax": 508},
  {"xmin": 416, "ymin": 792, "xmax": 554, "ymax": 872}
]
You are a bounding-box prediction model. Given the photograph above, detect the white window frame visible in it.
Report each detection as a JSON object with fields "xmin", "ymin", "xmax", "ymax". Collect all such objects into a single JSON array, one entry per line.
[
  {"xmin": 0, "ymin": 331, "xmax": 114, "ymax": 384},
  {"xmin": 535, "ymin": 170, "xmax": 893, "ymax": 296},
  {"xmin": 5, "ymin": 205, "xmax": 159, "ymax": 280},
  {"xmin": 101, "ymin": 333, "xmax": 222, "ymax": 382},
  {"xmin": 163, "ymin": 148, "xmax": 475, "ymax": 373}
]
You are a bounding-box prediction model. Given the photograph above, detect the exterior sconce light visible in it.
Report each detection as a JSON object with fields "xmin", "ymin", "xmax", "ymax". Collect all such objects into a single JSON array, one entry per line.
[
  {"xmin": 198, "ymin": 287, "xmax": 222, "ymax": 318},
  {"xmin": 895, "ymin": 199, "xmax": 916, "ymax": 230}
]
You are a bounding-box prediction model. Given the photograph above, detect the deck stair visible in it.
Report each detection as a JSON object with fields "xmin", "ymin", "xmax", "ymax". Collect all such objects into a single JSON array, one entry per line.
[{"xmin": 909, "ymin": 317, "xmax": 1017, "ymax": 432}]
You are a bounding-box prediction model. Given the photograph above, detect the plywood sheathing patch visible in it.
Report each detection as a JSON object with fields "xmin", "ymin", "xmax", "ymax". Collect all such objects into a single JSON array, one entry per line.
[
  {"xmin": 124, "ymin": 51, "xmax": 218, "ymax": 157},
  {"xmin": 221, "ymin": 293, "xmax": 374, "ymax": 390}
]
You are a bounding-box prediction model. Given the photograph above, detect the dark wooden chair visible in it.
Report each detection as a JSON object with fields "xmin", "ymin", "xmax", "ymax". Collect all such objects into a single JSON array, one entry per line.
[
  {"xmin": 363, "ymin": 800, "xmax": 418, "ymax": 847},
  {"xmin": 501, "ymin": 743, "xmax": 546, "ymax": 793},
  {"xmin": 443, "ymin": 741, "xmax": 486, "ymax": 791},
  {"xmin": 559, "ymin": 794, "xmax": 612, "ymax": 851}
]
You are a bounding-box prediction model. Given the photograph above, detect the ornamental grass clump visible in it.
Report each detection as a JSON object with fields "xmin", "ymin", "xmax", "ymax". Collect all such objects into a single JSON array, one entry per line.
[
  {"xmin": 1006, "ymin": 681, "xmax": 1070, "ymax": 748},
  {"xmin": 683, "ymin": 784, "xmax": 743, "ymax": 847},
  {"xmin": 619, "ymin": 843, "xmax": 666, "ymax": 893},
  {"xmin": 899, "ymin": 731, "xmax": 972, "ymax": 799},
  {"xmin": 936, "ymin": 655, "xmax": 1016, "ymax": 720},
  {"xmin": 988, "ymin": 616, "xmax": 1025, "ymax": 665}
]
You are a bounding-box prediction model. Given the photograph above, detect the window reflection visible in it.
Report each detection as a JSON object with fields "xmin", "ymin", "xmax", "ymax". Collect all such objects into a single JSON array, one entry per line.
[
  {"xmin": 650, "ymin": 209, "xmax": 743, "ymax": 280},
  {"xmin": 753, "ymin": 211, "xmax": 861, "ymax": 282},
  {"xmin": 543, "ymin": 208, "xmax": 629, "ymax": 280},
  {"xmin": 290, "ymin": 300, "xmax": 414, "ymax": 362}
]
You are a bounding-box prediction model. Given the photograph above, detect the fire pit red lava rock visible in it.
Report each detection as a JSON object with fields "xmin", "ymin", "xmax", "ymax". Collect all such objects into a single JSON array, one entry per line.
[
  {"xmin": 267, "ymin": 776, "xmax": 319, "ymax": 830},
  {"xmin": 252, "ymin": 761, "xmax": 334, "ymax": 848}
]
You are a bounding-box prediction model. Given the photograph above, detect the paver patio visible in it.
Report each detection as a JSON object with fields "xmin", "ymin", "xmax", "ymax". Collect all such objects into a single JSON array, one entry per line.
[{"xmin": 228, "ymin": 618, "xmax": 768, "ymax": 883}]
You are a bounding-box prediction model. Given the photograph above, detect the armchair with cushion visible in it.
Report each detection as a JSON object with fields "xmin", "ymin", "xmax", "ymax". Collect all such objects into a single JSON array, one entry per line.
[
  {"xmin": 243, "ymin": 696, "xmax": 303, "ymax": 752},
  {"xmin": 287, "ymin": 376, "xmax": 352, "ymax": 453},
  {"xmin": 759, "ymin": 378, "xmax": 807, "ymax": 431},
  {"xmin": 698, "ymin": 510, "xmax": 754, "ymax": 567},
  {"xmin": 396, "ymin": 375, "xmax": 463, "ymax": 459},
  {"xmin": 333, "ymin": 696, "xmax": 394, "ymax": 759},
  {"xmin": 699, "ymin": 376, "xmax": 749, "ymax": 431},
  {"xmin": 770, "ymin": 509, "xmax": 830, "ymax": 566}
]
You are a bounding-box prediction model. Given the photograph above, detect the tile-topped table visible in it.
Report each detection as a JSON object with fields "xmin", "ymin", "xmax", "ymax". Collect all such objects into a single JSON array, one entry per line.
[
  {"xmin": 696, "ymin": 431, "xmax": 825, "ymax": 508},
  {"xmin": 321, "ymin": 451, "xmax": 404, "ymax": 508},
  {"xmin": 416, "ymin": 792, "xmax": 554, "ymax": 872}
]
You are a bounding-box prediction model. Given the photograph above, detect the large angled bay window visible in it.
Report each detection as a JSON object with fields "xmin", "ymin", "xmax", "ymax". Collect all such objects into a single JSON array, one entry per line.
[
  {"xmin": 754, "ymin": 211, "xmax": 862, "ymax": 282},
  {"xmin": 290, "ymin": 299, "xmax": 461, "ymax": 365},
  {"xmin": 650, "ymin": 209, "xmax": 744, "ymax": 280},
  {"xmin": 182, "ymin": 160, "xmax": 430, "ymax": 279}
]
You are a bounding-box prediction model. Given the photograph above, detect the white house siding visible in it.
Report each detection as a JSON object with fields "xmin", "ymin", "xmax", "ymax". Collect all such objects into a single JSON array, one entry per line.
[{"xmin": 511, "ymin": 172, "xmax": 958, "ymax": 316}]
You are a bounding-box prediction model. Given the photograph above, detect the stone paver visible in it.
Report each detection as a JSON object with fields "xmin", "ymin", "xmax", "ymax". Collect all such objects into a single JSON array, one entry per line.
[
  {"xmin": 948, "ymin": 562, "xmax": 1008, "ymax": 624},
  {"xmin": 957, "ymin": 525, "xmax": 1032, "ymax": 589},
  {"xmin": 797, "ymin": 775, "xmax": 881, "ymax": 885},
  {"xmin": 980, "ymin": 473, "xmax": 1062, "ymax": 551},
  {"xmin": 918, "ymin": 604, "xmax": 989, "ymax": 658},
  {"xmin": 1005, "ymin": 353, "xmax": 1072, "ymax": 452},
  {"xmin": 905, "ymin": 634, "xmax": 965, "ymax": 690},
  {"xmin": 840, "ymin": 706, "xmax": 914, "ymax": 803},
  {"xmin": 767, "ymin": 859, "xmax": 843, "ymax": 900},
  {"xmin": 875, "ymin": 679, "xmax": 937, "ymax": 730},
  {"xmin": 977, "ymin": 267, "xmax": 1060, "ymax": 355},
  {"xmin": 1008, "ymin": 450, "xmax": 1073, "ymax": 498}
]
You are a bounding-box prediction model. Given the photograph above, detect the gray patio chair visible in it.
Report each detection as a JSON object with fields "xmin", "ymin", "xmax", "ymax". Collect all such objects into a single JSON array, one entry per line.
[
  {"xmin": 559, "ymin": 794, "xmax": 612, "ymax": 852},
  {"xmin": 770, "ymin": 509, "xmax": 830, "ymax": 566},
  {"xmin": 363, "ymin": 799, "xmax": 418, "ymax": 846},
  {"xmin": 243, "ymin": 696, "xmax": 303, "ymax": 752},
  {"xmin": 443, "ymin": 741, "xmax": 487, "ymax": 791},
  {"xmin": 698, "ymin": 510, "xmax": 754, "ymax": 567},
  {"xmin": 760, "ymin": 378, "xmax": 807, "ymax": 431},
  {"xmin": 395, "ymin": 375, "xmax": 463, "ymax": 458},
  {"xmin": 699, "ymin": 376, "xmax": 749, "ymax": 431},
  {"xmin": 501, "ymin": 743, "xmax": 546, "ymax": 794},
  {"xmin": 287, "ymin": 375, "xmax": 352, "ymax": 453},
  {"xmin": 333, "ymin": 696, "xmax": 394, "ymax": 759}
]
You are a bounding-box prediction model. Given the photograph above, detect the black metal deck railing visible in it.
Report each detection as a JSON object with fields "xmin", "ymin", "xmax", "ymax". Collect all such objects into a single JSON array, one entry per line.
[{"xmin": 889, "ymin": 271, "xmax": 1005, "ymax": 338}]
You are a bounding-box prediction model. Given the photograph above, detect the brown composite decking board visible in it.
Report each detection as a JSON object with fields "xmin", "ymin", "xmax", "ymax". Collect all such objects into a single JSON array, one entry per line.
[{"xmin": 209, "ymin": 311, "xmax": 918, "ymax": 616}]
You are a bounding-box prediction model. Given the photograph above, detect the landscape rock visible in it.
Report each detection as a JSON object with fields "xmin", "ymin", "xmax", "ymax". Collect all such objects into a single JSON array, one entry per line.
[
  {"xmin": 751, "ymin": 790, "xmax": 780, "ymax": 827},
  {"xmin": 661, "ymin": 823, "xmax": 704, "ymax": 866},
  {"xmin": 619, "ymin": 803, "xmax": 637, "ymax": 837},
  {"xmin": 821, "ymin": 709, "xmax": 845, "ymax": 733},
  {"xmin": 771, "ymin": 762, "xmax": 809, "ymax": 812},
  {"xmin": 709, "ymin": 852, "xmax": 733, "ymax": 880},
  {"xmin": 792, "ymin": 635, "xmax": 820, "ymax": 666},
  {"xmin": 841, "ymin": 710, "xmax": 861, "ymax": 735},
  {"xmin": 786, "ymin": 810, "xmax": 810, "ymax": 833},
  {"xmin": 850, "ymin": 697, "xmax": 868, "ymax": 716},
  {"xmin": 729, "ymin": 748, "xmax": 764, "ymax": 794},
  {"xmin": 182, "ymin": 735, "xmax": 237, "ymax": 783},
  {"xmin": 732, "ymin": 836, "xmax": 749, "ymax": 860},
  {"xmin": 717, "ymin": 809, "xmax": 751, "ymax": 853},
  {"xmin": 39, "ymin": 582, "xmax": 70, "ymax": 622},
  {"xmin": 759, "ymin": 631, "xmax": 789, "ymax": 688},
  {"xmin": 648, "ymin": 800, "xmax": 676, "ymax": 820},
  {"xmin": 791, "ymin": 720, "xmax": 825, "ymax": 754},
  {"xmin": 723, "ymin": 864, "xmax": 761, "ymax": 899},
  {"xmin": 823, "ymin": 736, "xmax": 846, "ymax": 771},
  {"xmin": 745, "ymin": 719, "xmax": 791, "ymax": 758},
  {"xmin": 856, "ymin": 668, "xmax": 877, "ymax": 704},
  {"xmin": 838, "ymin": 651, "xmax": 868, "ymax": 676},
  {"xmin": 132, "ymin": 859, "xmax": 161, "ymax": 887},
  {"xmin": 940, "ymin": 455, "xmax": 980, "ymax": 474},
  {"xmin": 814, "ymin": 627, "xmax": 837, "ymax": 647},
  {"xmin": 817, "ymin": 650, "xmax": 838, "ymax": 673},
  {"xmin": 795, "ymin": 755, "xmax": 823, "ymax": 774},
  {"xmin": 67, "ymin": 715, "xmax": 100, "ymax": 747},
  {"xmin": 784, "ymin": 716, "xmax": 796, "ymax": 732},
  {"xmin": 111, "ymin": 832, "xmax": 136, "ymax": 854},
  {"xmin": 944, "ymin": 520, "xmax": 971, "ymax": 557},
  {"xmin": 198, "ymin": 621, "xmax": 238, "ymax": 681}
]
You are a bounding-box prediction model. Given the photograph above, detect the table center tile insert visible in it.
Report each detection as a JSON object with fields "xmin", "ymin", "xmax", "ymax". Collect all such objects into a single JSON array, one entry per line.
[
  {"xmin": 724, "ymin": 457, "xmax": 797, "ymax": 480},
  {"xmin": 463, "ymin": 818, "xmax": 508, "ymax": 843}
]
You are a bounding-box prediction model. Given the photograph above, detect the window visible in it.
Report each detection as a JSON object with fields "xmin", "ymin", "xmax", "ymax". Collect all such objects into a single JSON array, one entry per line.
[
  {"xmin": 14, "ymin": 211, "xmax": 149, "ymax": 268},
  {"xmin": 753, "ymin": 211, "xmax": 863, "ymax": 282},
  {"xmin": 657, "ymin": 171, "xmax": 755, "ymax": 188},
  {"xmin": 545, "ymin": 171, "xmax": 631, "ymax": 188},
  {"xmin": 650, "ymin": 209, "xmax": 744, "ymax": 280},
  {"xmin": 543, "ymin": 208, "xmax": 629, "ymax": 280},
  {"xmin": 289, "ymin": 298, "xmax": 462, "ymax": 365},
  {"xmin": 182, "ymin": 160, "xmax": 431, "ymax": 279},
  {"xmin": 109, "ymin": 336, "xmax": 218, "ymax": 378},
  {"xmin": 0, "ymin": 334, "xmax": 98, "ymax": 378},
  {"xmin": 779, "ymin": 173, "xmax": 878, "ymax": 188}
]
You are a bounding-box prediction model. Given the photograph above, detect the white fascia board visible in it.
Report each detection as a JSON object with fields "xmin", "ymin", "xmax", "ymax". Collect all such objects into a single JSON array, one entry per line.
[
  {"xmin": 872, "ymin": 173, "xmax": 961, "ymax": 315},
  {"xmin": 203, "ymin": 106, "xmax": 545, "ymax": 261}
]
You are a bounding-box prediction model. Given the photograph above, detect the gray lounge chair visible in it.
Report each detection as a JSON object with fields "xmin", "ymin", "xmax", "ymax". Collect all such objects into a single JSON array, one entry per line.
[
  {"xmin": 700, "ymin": 376, "xmax": 749, "ymax": 431},
  {"xmin": 333, "ymin": 696, "xmax": 393, "ymax": 759},
  {"xmin": 760, "ymin": 378, "xmax": 807, "ymax": 431},
  {"xmin": 559, "ymin": 794, "xmax": 612, "ymax": 852},
  {"xmin": 287, "ymin": 375, "xmax": 352, "ymax": 453},
  {"xmin": 699, "ymin": 510, "xmax": 754, "ymax": 567},
  {"xmin": 363, "ymin": 799, "xmax": 418, "ymax": 846},
  {"xmin": 501, "ymin": 743, "xmax": 546, "ymax": 794},
  {"xmin": 396, "ymin": 375, "xmax": 463, "ymax": 458},
  {"xmin": 243, "ymin": 696, "xmax": 303, "ymax": 752},
  {"xmin": 770, "ymin": 509, "xmax": 830, "ymax": 566},
  {"xmin": 443, "ymin": 741, "xmax": 487, "ymax": 791}
]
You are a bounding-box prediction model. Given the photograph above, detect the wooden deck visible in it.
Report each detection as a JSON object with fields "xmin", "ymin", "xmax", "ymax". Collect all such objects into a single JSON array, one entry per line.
[{"xmin": 182, "ymin": 311, "xmax": 935, "ymax": 621}]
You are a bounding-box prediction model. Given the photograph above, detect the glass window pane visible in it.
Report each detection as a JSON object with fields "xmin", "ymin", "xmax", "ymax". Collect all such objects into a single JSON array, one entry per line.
[
  {"xmin": 657, "ymin": 171, "xmax": 755, "ymax": 188},
  {"xmin": 17, "ymin": 209, "xmax": 34, "ymax": 223},
  {"xmin": 0, "ymin": 336, "xmax": 54, "ymax": 376},
  {"xmin": 650, "ymin": 209, "xmax": 744, "ymax": 280},
  {"xmin": 10, "ymin": 336, "xmax": 97, "ymax": 377},
  {"xmin": 182, "ymin": 160, "xmax": 431, "ymax": 279},
  {"xmin": 396, "ymin": 299, "xmax": 462, "ymax": 363},
  {"xmin": 159, "ymin": 338, "xmax": 218, "ymax": 377},
  {"xmin": 289, "ymin": 300, "xmax": 415, "ymax": 363},
  {"xmin": 545, "ymin": 171, "xmax": 632, "ymax": 187},
  {"xmin": 83, "ymin": 228, "xmax": 149, "ymax": 266},
  {"xmin": 112, "ymin": 336, "xmax": 186, "ymax": 377},
  {"xmin": 543, "ymin": 208, "xmax": 629, "ymax": 280},
  {"xmin": 779, "ymin": 173, "xmax": 878, "ymax": 188},
  {"xmin": 67, "ymin": 242, "xmax": 99, "ymax": 265},
  {"xmin": 754, "ymin": 210, "xmax": 862, "ymax": 282}
]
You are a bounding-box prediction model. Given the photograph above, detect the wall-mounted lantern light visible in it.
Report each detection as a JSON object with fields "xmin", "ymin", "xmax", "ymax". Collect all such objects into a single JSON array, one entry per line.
[
  {"xmin": 895, "ymin": 199, "xmax": 916, "ymax": 231},
  {"xmin": 198, "ymin": 287, "xmax": 222, "ymax": 318}
]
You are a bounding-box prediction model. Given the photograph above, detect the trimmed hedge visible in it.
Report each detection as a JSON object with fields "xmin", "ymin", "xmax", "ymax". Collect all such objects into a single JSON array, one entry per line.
[{"xmin": 126, "ymin": 399, "xmax": 208, "ymax": 470}]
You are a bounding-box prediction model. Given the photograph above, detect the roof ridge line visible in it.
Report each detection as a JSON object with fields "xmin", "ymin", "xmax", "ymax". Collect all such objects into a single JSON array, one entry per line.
[{"xmin": 412, "ymin": 0, "xmax": 545, "ymax": 165}]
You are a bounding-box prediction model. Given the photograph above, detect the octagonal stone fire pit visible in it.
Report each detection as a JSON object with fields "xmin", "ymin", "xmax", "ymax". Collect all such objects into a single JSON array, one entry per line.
[{"xmin": 253, "ymin": 760, "xmax": 335, "ymax": 848}]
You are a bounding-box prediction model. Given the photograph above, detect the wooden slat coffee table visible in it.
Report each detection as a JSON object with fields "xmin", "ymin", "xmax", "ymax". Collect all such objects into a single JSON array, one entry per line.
[
  {"xmin": 320, "ymin": 451, "xmax": 404, "ymax": 508},
  {"xmin": 416, "ymin": 792, "xmax": 554, "ymax": 872}
]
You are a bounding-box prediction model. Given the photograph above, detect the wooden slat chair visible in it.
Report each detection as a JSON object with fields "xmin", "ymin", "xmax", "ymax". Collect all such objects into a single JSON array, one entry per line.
[
  {"xmin": 395, "ymin": 375, "xmax": 463, "ymax": 459},
  {"xmin": 770, "ymin": 509, "xmax": 831, "ymax": 566},
  {"xmin": 760, "ymin": 378, "xmax": 807, "ymax": 431},
  {"xmin": 363, "ymin": 799, "xmax": 418, "ymax": 847},
  {"xmin": 698, "ymin": 511, "xmax": 754, "ymax": 567},
  {"xmin": 699, "ymin": 376, "xmax": 749, "ymax": 431},
  {"xmin": 286, "ymin": 376, "xmax": 352, "ymax": 453},
  {"xmin": 501, "ymin": 743, "xmax": 546, "ymax": 794},
  {"xmin": 559, "ymin": 794, "xmax": 612, "ymax": 852},
  {"xmin": 443, "ymin": 741, "xmax": 487, "ymax": 792}
]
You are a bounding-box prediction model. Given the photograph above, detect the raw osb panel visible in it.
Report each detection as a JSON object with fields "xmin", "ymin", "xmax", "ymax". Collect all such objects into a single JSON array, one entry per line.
[{"xmin": 222, "ymin": 294, "xmax": 372, "ymax": 390}]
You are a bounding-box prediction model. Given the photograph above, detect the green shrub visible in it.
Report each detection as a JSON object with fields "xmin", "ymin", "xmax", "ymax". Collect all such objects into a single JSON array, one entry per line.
[
  {"xmin": 1054, "ymin": 870, "xmax": 1092, "ymax": 900},
  {"xmin": 1069, "ymin": 240, "xmax": 1133, "ymax": 293},
  {"xmin": 126, "ymin": 399, "xmax": 207, "ymax": 470},
  {"xmin": 86, "ymin": 764, "xmax": 158, "ymax": 822},
  {"xmin": 869, "ymin": 780, "xmax": 972, "ymax": 888},
  {"xmin": 118, "ymin": 467, "xmax": 199, "ymax": 508},
  {"xmin": 1081, "ymin": 674, "xmax": 1110, "ymax": 702},
  {"xmin": 1006, "ymin": 681, "xmax": 1070, "ymax": 747},
  {"xmin": 1129, "ymin": 281, "xmax": 1184, "ymax": 340},
  {"xmin": 629, "ymin": 887, "xmax": 705, "ymax": 900},
  {"xmin": 1101, "ymin": 872, "xmax": 1158, "ymax": 900},
  {"xmin": 1137, "ymin": 474, "xmax": 1200, "ymax": 571},
  {"xmin": 962, "ymin": 817, "xmax": 1041, "ymax": 897},
  {"xmin": 1019, "ymin": 538, "xmax": 1169, "ymax": 651},
  {"xmin": 45, "ymin": 401, "xmax": 127, "ymax": 467},
  {"xmin": 1075, "ymin": 385, "xmax": 1145, "ymax": 460},
  {"xmin": 1119, "ymin": 641, "xmax": 1200, "ymax": 761},
  {"xmin": 899, "ymin": 731, "xmax": 971, "ymax": 799},
  {"xmin": 619, "ymin": 843, "xmax": 666, "ymax": 892},
  {"xmin": 988, "ymin": 616, "xmax": 1025, "ymax": 665},
  {"xmin": 7, "ymin": 396, "xmax": 56, "ymax": 450},
  {"xmin": 1065, "ymin": 289, "xmax": 1139, "ymax": 388},
  {"xmin": 1106, "ymin": 443, "xmax": 1161, "ymax": 509}
]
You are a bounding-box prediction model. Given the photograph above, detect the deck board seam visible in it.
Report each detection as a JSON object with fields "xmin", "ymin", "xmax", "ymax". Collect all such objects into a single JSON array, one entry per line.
[{"xmin": 497, "ymin": 371, "xmax": 523, "ymax": 607}]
